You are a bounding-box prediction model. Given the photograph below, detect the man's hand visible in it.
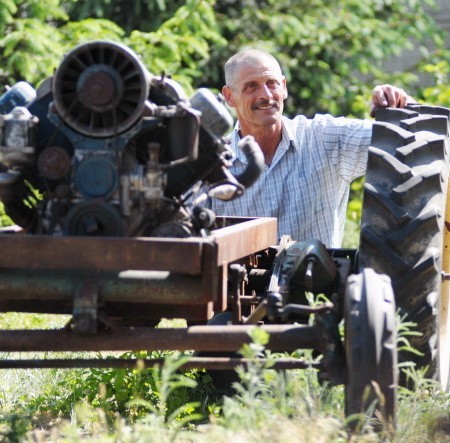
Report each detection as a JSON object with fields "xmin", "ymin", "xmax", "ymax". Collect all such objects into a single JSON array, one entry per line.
[{"xmin": 370, "ymin": 84, "xmax": 415, "ymax": 117}]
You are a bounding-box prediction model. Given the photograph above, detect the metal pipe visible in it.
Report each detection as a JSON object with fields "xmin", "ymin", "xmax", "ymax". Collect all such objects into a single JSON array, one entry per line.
[
  {"xmin": 0, "ymin": 324, "xmax": 323, "ymax": 353},
  {"xmin": 0, "ymin": 357, "xmax": 319, "ymax": 370},
  {"xmin": 0, "ymin": 270, "xmax": 204, "ymax": 308}
]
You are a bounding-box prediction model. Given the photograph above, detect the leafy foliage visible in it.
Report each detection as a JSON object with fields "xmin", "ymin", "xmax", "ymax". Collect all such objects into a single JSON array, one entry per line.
[
  {"xmin": 419, "ymin": 50, "xmax": 450, "ymax": 107},
  {"xmin": 207, "ymin": 0, "xmax": 445, "ymax": 118},
  {"xmin": 0, "ymin": 0, "xmax": 124, "ymax": 86},
  {"xmin": 0, "ymin": 315, "xmax": 448, "ymax": 441},
  {"xmin": 20, "ymin": 351, "xmax": 212, "ymax": 424},
  {"xmin": 127, "ymin": 0, "xmax": 226, "ymax": 94},
  {"xmin": 60, "ymin": 18, "xmax": 125, "ymax": 46},
  {"xmin": 0, "ymin": 0, "xmax": 224, "ymax": 96},
  {"xmin": 58, "ymin": 0, "xmax": 447, "ymax": 119},
  {"xmin": 27, "ymin": 309, "xmax": 422, "ymax": 440},
  {"xmin": 1, "ymin": 1, "xmax": 446, "ymax": 115},
  {"xmin": 0, "ymin": 19, "xmax": 64, "ymax": 87},
  {"xmin": 63, "ymin": 0, "xmax": 185, "ymax": 34}
]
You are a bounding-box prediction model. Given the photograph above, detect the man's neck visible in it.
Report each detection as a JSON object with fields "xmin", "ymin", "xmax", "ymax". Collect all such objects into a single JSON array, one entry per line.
[{"xmin": 239, "ymin": 124, "xmax": 283, "ymax": 166}]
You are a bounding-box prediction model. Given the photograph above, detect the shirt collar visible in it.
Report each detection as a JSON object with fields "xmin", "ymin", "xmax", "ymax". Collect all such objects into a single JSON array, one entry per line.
[{"xmin": 232, "ymin": 116, "xmax": 296, "ymax": 165}]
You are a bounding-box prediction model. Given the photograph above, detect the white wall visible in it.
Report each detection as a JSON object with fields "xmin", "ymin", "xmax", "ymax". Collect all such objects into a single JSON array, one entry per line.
[
  {"xmin": 383, "ymin": 1, "xmax": 450, "ymax": 77},
  {"xmin": 432, "ymin": 0, "xmax": 450, "ymax": 33}
]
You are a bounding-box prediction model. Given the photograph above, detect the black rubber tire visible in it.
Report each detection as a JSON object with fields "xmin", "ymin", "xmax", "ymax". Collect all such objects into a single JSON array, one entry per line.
[
  {"xmin": 344, "ymin": 268, "xmax": 397, "ymax": 428},
  {"xmin": 359, "ymin": 106, "xmax": 450, "ymax": 389}
]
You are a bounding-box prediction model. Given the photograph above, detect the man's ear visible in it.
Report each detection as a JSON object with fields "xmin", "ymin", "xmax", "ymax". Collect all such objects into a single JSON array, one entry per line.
[
  {"xmin": 282, "ymin": 77, "xmax": 288, "ymax": 99},
  {"xmin": 222, "ymin": 85, "xmax": 236, "ymax": 107}
]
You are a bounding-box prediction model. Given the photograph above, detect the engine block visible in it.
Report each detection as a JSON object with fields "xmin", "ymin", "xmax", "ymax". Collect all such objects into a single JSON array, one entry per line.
[{"xmin": 0, "ymin": 40, "xmax": 264, "ymax": 238}]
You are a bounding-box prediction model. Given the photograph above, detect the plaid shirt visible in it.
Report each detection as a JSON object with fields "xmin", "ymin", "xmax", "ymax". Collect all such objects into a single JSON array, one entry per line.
[{"xmin": 207, "ymin": 114, "xmax": 372, "ymax": 247}]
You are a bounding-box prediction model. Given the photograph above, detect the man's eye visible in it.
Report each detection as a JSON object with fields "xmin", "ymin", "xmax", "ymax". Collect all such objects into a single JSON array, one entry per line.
[
  {"xmin": 244, "ymin": 83, "xmax": 258, "ymax": 92},
  {"xmin": 268, "ymin": 80, "xmax": 280, "ymax": 89}
]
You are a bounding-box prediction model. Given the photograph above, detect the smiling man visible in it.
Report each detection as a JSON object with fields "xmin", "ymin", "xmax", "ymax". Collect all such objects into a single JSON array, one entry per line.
[
  {"xmin": 207, "ymin": 49, "xmax": 412, "ymax": 247},
  {"xmin": 221, "ymin": 50, "xmax": 288, "ymax": 166}
]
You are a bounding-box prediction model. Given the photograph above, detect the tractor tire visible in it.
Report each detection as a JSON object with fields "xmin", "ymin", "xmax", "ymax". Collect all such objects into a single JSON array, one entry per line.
[
  {"xmin": 359, "ymin": 105, "xmax": 450, "ymax": 390},
  {"xmin": 344, "ymin": 268, "xmax": 397, "ymax": 428}
]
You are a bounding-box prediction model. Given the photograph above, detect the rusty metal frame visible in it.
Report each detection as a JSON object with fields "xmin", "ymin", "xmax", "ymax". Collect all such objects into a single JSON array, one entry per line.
[
  {"xmin": 0, "ymin": 217, "xmax": 277, "ymax": 321},
  {"xmin": 0, "ymin": 217, "xmax": 318, "ymax": 370},
  {"xmin": 0, "ymin": 217, "xmax": 277, "ymax": 273},
  {"xmin": 0, "ymin": 216, "xmax": 342, "ymax": 376}
]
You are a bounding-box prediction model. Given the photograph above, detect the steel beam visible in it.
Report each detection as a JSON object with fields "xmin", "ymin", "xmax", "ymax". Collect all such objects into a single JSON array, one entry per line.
[
  {"xmin": 0, "ymin": 324, "xmax": 323, "ymax": 353},
  {"xmin": 0, "ymin": 357, "xmax": 318, "ymax": 370}
]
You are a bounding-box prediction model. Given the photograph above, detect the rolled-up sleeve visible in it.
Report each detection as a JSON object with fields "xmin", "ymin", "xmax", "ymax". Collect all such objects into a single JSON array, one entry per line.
[{"xmin": 318, "ymin": 115, "xmax": 373, "ymax": 182}]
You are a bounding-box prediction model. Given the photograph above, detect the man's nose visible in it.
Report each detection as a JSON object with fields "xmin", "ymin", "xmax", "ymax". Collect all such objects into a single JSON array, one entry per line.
[{"xmin": 259, "ymin": 84, "xmax": 273, "ymax": 98}]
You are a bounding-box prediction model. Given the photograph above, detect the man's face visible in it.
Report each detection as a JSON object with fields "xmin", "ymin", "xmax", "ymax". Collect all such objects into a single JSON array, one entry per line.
[{"xmin": 222, "ymin": 59, "xmax": 287, "ymax": 133}]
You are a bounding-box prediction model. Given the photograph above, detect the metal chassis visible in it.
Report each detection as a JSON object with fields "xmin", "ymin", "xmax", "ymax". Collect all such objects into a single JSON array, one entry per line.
[{"xmin": 0, "ymin": 216, "xmax": 345, "ymax": 380}]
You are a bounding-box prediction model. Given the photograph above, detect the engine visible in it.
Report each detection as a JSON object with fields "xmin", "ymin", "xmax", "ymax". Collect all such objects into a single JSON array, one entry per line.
[{"xmin": 0, "ymin": 41, "xmax": 263, "ymax": 238}]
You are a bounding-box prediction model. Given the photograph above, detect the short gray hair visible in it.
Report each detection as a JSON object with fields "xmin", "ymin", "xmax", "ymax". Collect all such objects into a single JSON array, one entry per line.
[{"xmin": 224, "ymin": 49, "xmax": 283, "ymax": 88}]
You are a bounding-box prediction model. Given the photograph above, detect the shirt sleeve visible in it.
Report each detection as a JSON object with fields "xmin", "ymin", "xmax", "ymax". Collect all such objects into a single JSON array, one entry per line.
[{"xmin": 316, "ymin": 114, "xmax": 373, "ymax": 183}]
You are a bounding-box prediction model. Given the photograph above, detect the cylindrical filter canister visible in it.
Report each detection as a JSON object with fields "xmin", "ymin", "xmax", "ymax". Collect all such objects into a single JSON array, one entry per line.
[{"xmin": 0, "ymin": 82, "xmax": 36, "ymax": 115}]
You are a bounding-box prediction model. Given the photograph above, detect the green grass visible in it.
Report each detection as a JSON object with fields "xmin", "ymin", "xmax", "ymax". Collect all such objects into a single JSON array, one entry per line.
[{"xmin": 0, "ymin": 314, "xmax": 449, "ymax": 442}]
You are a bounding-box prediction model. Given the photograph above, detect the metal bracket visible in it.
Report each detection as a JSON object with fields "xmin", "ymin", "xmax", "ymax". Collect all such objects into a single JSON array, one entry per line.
[
  {"xmin": 266, "ymin": 293, "xmax": 334, "ymax": 323},
  {"xmin": 72, "ymin": 280, "xmax": 99, "ymax": 334},
  {"xmin": 229, "ymin": 264, "xmax": 247, "ymax": 324}
]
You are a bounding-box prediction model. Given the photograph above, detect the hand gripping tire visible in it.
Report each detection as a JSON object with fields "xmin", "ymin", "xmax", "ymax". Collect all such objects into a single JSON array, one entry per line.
[
  {"xmin": 344, "ymin": 268, "xmax": 397, "ymax": 428},
  {"xmin": 359, "ymin": 105, "xmax": 450, "ymax": 390}
]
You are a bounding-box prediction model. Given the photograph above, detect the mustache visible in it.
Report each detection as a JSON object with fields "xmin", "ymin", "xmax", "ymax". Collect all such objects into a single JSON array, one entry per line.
[{"xmin": 252, "ymin": 100, "xmax": 279, "ymax": 109}]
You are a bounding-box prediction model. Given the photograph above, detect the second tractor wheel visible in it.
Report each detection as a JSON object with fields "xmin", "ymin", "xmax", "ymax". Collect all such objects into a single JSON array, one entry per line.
[{"xmin": 344, "ymin": 268, "xmax": 397, "ymax": 428}]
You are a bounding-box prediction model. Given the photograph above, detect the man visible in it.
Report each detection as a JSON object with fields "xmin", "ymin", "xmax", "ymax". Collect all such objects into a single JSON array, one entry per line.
[{"xmin": 205, "ymin": 49, "xmax": 413, "ymax": 248}]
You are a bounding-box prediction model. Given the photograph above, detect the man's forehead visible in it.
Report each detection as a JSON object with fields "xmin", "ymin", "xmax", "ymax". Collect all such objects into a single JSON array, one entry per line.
[{"xmin": 237, "ymin": 63, "xmax": 283, "ymax": 83}]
